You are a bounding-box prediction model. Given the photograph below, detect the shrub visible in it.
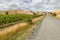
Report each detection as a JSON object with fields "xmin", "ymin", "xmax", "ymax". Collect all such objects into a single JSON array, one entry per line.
[
  {"xmin": 50, "ymin": 12, "xmax": 53, "ymax": 15},
  {"xmin": 28, "ymin": 19, "xmax": 33, "ymax": 24},
  {"xmin": 53, "ymin": 13, "xmax": 57, "ymax": 16},
  {"xmin": 6, "ymin": 12, "xmax": 8, "ymax": 15}
]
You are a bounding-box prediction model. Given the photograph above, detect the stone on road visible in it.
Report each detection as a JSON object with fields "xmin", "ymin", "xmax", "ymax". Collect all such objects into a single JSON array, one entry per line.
[{"xmin": 33, "ymin": 15, "xmax": 60, "ymax": 40}]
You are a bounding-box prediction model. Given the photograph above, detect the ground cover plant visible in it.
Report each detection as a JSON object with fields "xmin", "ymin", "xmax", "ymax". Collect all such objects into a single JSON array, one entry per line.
[{"xmin": 0, "ymin": 14, "xmax": 42, "ymax": 28}]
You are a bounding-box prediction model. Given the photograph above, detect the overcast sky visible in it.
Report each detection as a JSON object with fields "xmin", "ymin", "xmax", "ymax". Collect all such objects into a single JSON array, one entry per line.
[{"xmin": 0, "ymin": 0, "xmax": 60, "ymax": 12}]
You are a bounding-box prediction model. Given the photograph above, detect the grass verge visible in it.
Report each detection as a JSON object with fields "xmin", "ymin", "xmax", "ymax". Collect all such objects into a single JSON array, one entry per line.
[{"xmin": 0, "ymin": 16, "xmax": 45, "ymax": 40}]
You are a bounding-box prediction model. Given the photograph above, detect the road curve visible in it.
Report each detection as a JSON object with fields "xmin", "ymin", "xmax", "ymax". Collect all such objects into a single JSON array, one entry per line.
[{"xmin": 29, "ymin": 15, "xmax": 60, "ymax": 40}]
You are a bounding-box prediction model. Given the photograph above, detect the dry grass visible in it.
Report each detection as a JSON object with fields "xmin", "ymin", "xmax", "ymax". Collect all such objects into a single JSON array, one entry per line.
[
  {"xmin": 0, "ymin": 16, "xmax": 44, "ymax": 40},
  {"xmin": 52, "ymin": 9, "xmax": 60, "ymax": 19},
  {"xmin": 16, "ymin": 16, "xmax": 44, "ymax": 40},
  {"xmin": 32, "ymin": 16, "xmax": 44, "ymax": 23},
  {"xmin": 55, "ymin": 15, "xmax": 60, "ymax": 19},
  {"xmin": 0, "ymin": 22, "xmax": 28, "ymax": 40}
]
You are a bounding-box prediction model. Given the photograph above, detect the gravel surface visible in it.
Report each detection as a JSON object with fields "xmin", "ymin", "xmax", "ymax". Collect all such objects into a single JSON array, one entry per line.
[{"xmin": 29, "ymin": 15, "xmax": 60, "ymax": 40}]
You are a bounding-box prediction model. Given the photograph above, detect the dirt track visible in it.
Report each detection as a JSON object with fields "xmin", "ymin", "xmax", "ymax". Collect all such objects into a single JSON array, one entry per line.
[{"xmin": 29, "ymin": 15, "xmax": 60, "ymax": 40}]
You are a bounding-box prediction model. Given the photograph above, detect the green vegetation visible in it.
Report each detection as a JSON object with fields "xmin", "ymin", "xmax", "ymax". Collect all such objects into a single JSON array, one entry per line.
[
  {"xmin": 50, "ymin": 12, "xmax": 53, "ymax": 15},
  {"xmin": 53, "ymin": 13, "xmax": 57, "ymax": 16},
  {"xmin": 49, "ymin": 12, "xmax": 57, "ymax": 16},
  {"xmin": 0, "ymin": 14, "xmax": 41, "ymax": 28},
  {"xmin": 0, "ymin": 13, "xmax": 44, "ymax": 40}
]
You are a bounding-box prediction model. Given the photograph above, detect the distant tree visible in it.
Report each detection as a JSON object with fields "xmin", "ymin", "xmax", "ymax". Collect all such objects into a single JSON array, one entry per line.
[
  {"xmin": 50, "ymin": 12, "xmax": 52, "ymax": 15},
  {"xmin": 6, "ymin": 12, "xmax": 8, "ymax": 15},
  {"xmin": 53, "ymin": 13, "xmax": 57, "ymax": 16},
  {"xmin": 30, "ymin": 11, "xmax": 36, "ymax": 15}
]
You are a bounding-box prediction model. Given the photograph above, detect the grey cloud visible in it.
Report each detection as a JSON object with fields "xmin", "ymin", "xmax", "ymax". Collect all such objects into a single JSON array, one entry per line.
[{"xmin": 0, "ymin": 0, "xmax": 60, "ymax": 11}]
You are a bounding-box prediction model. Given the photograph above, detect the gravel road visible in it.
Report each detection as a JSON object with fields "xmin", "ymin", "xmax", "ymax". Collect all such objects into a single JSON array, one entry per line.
[{"xmin": 29, "ymin": 15, "xmax": 60, "ymax": 40}]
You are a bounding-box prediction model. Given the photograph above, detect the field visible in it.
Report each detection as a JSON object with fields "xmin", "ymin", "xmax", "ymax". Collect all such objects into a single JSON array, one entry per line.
[
  {"xmin": 0, "ymin": 13, "xmax": 44, "ymax": 40},
  {"xmin": 0, "ymin": 14, "xmax": 42, "ymax": 28}
]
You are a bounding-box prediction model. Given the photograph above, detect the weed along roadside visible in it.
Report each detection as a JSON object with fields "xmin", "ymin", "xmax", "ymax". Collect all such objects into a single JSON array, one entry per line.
[
  {"xmin": 0, "ymin": 22, "xmax": 28, "ymax": 40},
  {"xmin": 49, "ymin": 12, "xmax": 60, "ymax": 20},
  {"xmin": 0, "ymin": 14, "xmax": 45, "ymax": 40},
  {"xmin": 52, "ymin": 9, "xmax": 60, "ymax": 20},
  {"xmin": 16, "ymin": 16, "xmax": 45, "ymax": 40},
  {"xmin": 55, "ymin": 15, "xmax": 60, "ymax": 20}
]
